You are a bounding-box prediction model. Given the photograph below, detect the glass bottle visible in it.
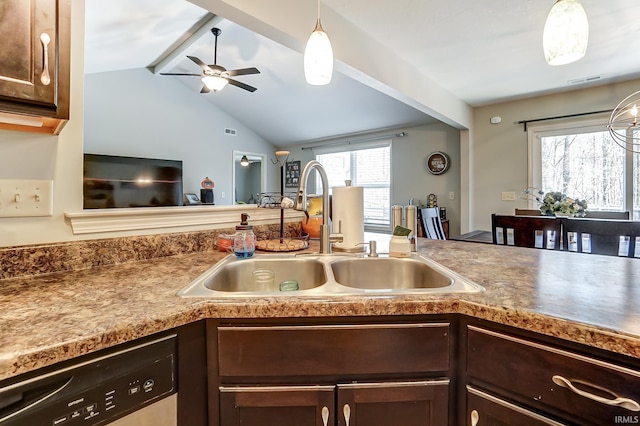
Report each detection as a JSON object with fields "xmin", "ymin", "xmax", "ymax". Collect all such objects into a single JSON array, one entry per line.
[{"xmin": 234, "ymin": 213, "xmax": 256, "ymax": 259}]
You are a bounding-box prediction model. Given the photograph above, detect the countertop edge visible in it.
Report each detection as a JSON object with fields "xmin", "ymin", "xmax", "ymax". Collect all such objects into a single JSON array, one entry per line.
[{"xmin": 1, "ymin": 296, "xmax": 638, "ymax": 383}]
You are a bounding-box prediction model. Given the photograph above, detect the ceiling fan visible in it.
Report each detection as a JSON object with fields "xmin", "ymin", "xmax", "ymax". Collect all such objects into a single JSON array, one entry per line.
[{"xmin": 160, "ymin": 27, "xmax": 260, "ymax": 93}]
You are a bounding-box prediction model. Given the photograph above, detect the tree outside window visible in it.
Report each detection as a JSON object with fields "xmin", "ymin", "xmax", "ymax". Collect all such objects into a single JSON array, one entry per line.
[{"xmin": 533, "ymin": 122, "xmax": 639, "ymax": 220}]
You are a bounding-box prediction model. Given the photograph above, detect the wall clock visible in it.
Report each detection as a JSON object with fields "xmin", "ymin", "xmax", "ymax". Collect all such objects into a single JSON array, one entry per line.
[{"xmin": 425, "ymin": 151, "xmax": 450, "ymax": 175}]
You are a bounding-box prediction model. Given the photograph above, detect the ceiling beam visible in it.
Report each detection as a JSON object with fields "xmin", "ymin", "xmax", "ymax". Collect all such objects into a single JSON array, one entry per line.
[{"xmin": 151, "ymin": 13, "xmax": 224, "ymax": 74}]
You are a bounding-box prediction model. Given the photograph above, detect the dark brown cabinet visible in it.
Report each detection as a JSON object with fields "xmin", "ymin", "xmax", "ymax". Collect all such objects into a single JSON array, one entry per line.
[
  {"xmin": 466, "ymin": 386, "xmax": 565, "ymax": 425},
  {"xmin": 0, "ymin": 0, "xmax": 70, "ymax": 134},
  {"xmin": 337, "ymin": 380, "xmax": 449, "ymax": 426},
  {"xmin": 464, "ymin": 324, "xmax": 640, "ymax": 426},
  {"xmin": 220, "ymin": 385, "xmax": 335, "ymax": 426},
  {"xmin": 210, "ymin": 320, "xmax": 453, "ymax": 426},
  {"xmin": 219, "ymin": 381, "xmax": 449, "ymax": 426}
]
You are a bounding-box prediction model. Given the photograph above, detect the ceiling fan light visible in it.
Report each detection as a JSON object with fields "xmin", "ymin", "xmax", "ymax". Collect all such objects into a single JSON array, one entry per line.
[
  {"xmin": 240, "ymin": 155, "xmax": 250, "ymax": 167},
  {"xmin": 543, "ymin": 0, "xmax": 589, "ymax": 66},
  {"xmin": 202, "ymin": 75, "xmax": 228, "ymax": 92},
  {"xmin": 304, "ymin": 19, "xmax": 333, "ymax": 85}
]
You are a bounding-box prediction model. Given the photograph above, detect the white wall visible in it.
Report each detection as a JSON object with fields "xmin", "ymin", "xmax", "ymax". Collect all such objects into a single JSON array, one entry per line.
[
  {"xmin": 391, "ymin": 123, "xmax": 461, "ymax": 235},
  {"xmin": 0, "ymin": 0, "xmax": 85, "ymax": 247},
  {"xmin": 83, "ymin": 68, "xmax": 279, "ymax": 203},
  {"xmin": 471, "ymin": 78, "xmax": 640, "ymax": 232}
]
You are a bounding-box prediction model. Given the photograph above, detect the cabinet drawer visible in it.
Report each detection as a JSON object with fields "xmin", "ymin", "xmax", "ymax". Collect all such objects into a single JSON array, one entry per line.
[
  {"xmin": 218, "ymin": 323, "xmax": 450, "ymax": 378},
  {"xmin": 467, "ymin": 326, "xmax": 640, "ymax": 426},
  {"xmin": 467, "ymin": 386, "xmax": 566, "ymax": 425}
]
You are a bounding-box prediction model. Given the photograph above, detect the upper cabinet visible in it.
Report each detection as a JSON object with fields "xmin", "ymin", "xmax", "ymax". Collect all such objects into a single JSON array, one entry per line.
[{"xmin": 0, "ymin": 0, "xmax": 70, "ymax": 134}]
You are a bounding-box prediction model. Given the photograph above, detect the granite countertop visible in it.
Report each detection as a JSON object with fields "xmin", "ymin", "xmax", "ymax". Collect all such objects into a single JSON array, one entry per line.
[{"xmin": 1, "ymin": 238, "xmax": 639, "ymax": 382}]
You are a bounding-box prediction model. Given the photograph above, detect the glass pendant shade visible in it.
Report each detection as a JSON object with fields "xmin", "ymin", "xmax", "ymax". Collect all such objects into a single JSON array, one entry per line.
[
  {"xmin": 543, "ymin": 0, "xmax": 589, "ymax": 66},
  {"xmin": 202, "ymin": 75, "xmax": 228, "ymax": 91},
  {"xmin": 240, "ymin": 155, "xmax": 250, "ymax": 167},
  {"xmin": 304, "ymin": 19, "xmax": 333, "ymax": 85}
]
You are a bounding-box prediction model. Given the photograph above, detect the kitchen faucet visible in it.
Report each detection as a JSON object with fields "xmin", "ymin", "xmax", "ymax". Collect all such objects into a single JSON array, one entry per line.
[{"xmin": 294, "ymin": 160, "xmax": 343, "ymax": 253}]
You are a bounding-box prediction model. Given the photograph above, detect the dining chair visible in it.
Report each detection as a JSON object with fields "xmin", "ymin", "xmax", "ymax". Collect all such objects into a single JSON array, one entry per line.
[
  {"xmin": 560, "ymin": 218, "xmax": 640, "ymax": 257},
  {"xmin": 583, "ymin": 211, "xmax": 630, "ymax": 220},
  {"xmin": 491, "ymin": 214, "xmax": 561, "ymax": 249},
  {"xmin": 514, "ymin": 209, "xmax": 541, "ymax": 216},
  {"xmin": 421, "ymin": 207, "xmax": 446, "ymax": 240}
]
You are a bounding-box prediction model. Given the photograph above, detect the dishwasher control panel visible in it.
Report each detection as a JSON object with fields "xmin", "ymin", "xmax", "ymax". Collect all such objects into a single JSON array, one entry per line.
[{"xmin": 0, "ymin": 335, "xmax": 176, "ymax": 426}]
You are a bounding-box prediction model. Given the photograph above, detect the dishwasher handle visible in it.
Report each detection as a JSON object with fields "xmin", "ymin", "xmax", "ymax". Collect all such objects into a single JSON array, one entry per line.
[{"xmin": 0, "ymin": 376, "xmax": 72, "ymax": 423}]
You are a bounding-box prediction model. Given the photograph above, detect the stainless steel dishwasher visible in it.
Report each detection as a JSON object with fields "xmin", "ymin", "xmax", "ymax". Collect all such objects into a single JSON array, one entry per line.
[{"xmin": 0, "ymin": 334, "xmax": 177, "ymax": 426}]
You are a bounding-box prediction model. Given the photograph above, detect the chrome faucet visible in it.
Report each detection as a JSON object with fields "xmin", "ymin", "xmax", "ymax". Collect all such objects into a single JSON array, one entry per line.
[{"xmin": 294, "ymin": 160, "xmax": 343, "ymax": 253}]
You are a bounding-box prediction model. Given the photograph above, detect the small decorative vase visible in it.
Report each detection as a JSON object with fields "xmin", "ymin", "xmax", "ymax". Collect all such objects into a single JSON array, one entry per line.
[{"xmin": 301, "ymin": 216, "xmax": 323, "ymax": 239}]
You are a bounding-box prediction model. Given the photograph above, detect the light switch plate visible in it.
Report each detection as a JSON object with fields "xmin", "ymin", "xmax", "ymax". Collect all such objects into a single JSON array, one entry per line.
[
  {"xmin": 0, "ymin": 179, "xmax": 53, "ymax": 217},
  {"xmin": 501, "ymin": 191, "xmax": 517, "ymax": 201}
]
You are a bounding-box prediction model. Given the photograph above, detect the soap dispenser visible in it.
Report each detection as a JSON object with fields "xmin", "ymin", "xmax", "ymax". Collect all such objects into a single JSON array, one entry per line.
[{"xmin": 233, "ymin": 213, "xmax": 256, "ymax": 259}]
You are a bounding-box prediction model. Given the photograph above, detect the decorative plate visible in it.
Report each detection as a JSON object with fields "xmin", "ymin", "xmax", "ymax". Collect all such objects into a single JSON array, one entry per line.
[{"xmin": 425, "ymin": 151, "xmax": 450, "ymax": 175}]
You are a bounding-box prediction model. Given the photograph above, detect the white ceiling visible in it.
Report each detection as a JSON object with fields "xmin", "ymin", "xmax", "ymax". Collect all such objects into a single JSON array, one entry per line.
[{"xmin": 84, "ymin": 0, "xmax": 640, "ymax": 146}]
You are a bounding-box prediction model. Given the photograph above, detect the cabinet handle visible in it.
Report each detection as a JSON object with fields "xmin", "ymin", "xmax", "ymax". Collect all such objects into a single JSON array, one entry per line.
[
  {"xmin": 40, "ymin": 33, "xmax": 51, "ymax": 85},
  {"xmin": 552, "ymin": 375, "xmax": 640, "ymax": 412},
  {"xmin": 321, "ymin": 406, "xmax": 329, "ymax": 426},
  {"xmin": 470, "ymin": 409, "xmax": 479, "ymax": 426},
  {"xmin": 343, "ymin": 403, "xmax": 351, "ymax": 426}
]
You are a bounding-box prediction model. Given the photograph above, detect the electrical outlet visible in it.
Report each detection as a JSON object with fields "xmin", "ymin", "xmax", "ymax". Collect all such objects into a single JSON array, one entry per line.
[
  {"xmin": 449, "ymin": 192, "xmax": 455, "ymax": 200},
  {"xmin": 0, "ymin": 179, "xmax": 53, "ymax": 217},
  {"xmin": 221, "ymin": 192, "xmax": 225, "ymax": 198},
  {"xmin": 501, "ymin": 191, "xmax": 517, "ymax": 201}
]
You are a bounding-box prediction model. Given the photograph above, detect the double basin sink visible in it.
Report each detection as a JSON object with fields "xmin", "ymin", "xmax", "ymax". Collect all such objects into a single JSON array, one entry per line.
[{"xmin": 177, "ymin": 253, "xmax": 484, "ymax": 297}]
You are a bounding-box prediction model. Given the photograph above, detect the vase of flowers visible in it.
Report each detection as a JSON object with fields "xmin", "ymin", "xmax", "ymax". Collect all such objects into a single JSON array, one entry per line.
[{"xmin": 522, "ymin": 188, "xmax": 588, "ymax": 217}]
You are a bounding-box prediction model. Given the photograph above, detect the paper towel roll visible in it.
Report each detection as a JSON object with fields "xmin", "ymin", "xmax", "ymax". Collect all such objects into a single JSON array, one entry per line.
[{"xmin": 332, "ymin": 184, "xmax": 365, "ymax": 251}]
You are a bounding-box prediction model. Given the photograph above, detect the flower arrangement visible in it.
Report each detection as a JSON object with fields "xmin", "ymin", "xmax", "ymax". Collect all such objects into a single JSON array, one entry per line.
[{"xmin": 521, "ymin": 188, "xmax": 588, "ymax": 217}]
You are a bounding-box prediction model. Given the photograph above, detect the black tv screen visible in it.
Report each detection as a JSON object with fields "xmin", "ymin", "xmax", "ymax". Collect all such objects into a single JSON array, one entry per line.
[{"xmin": 83, "ymin": 154, "xmax": 183, "ymax": 209}]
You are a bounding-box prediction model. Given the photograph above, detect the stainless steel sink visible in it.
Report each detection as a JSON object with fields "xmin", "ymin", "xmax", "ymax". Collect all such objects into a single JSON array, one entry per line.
[
  {"xmin": 177, "ymin": 253, "xmax": 484, "ymax": 297},
  {"xmin": 330, "ymin": 257, "xmax": 453, "ymax": 289},
  {"xmin": 177, "ymin": 255, "xmax": 327, "ymax": 296}
]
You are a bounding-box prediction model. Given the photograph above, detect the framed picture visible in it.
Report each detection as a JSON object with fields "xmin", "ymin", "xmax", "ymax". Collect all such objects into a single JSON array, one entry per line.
[
  {"xmin": 184, "ymin": 193, "xmax": 201, "ymax": 205},
  {"xmin": 285, "ymin": 161, "xmax": 301, "ymax": 187}
]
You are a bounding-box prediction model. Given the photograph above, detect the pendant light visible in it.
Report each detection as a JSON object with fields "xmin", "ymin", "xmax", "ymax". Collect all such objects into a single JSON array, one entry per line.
[
  {"xmin": 240, "ymin": 155, "xmax": 250, "ymax": 167},
  {"xmin": 543, "ymin": 0, "xmax": 589, "ymax": 66},
  {"xmin": 304, "ymin": 0, "xmax": 333, "ymax": 85},
  {"xmin": 607, "ymin": 90, "xmax": 640, "ymax": 154}
]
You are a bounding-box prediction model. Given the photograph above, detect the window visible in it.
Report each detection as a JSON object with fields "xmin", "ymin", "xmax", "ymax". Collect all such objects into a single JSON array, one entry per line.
[
  {"xmin": 529, "ymin": 119, "xmax": 638, "ymax": 219},
  {"xmin": 315, "ymin": 141, "xmax": 391, "ymax": 228}
]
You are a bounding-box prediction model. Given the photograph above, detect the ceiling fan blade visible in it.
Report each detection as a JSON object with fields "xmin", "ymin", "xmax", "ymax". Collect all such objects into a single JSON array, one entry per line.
[
  {"xmin": 227, "ymin": 78, "xmax": 257, "ymax": 92},
  {"xmin": 159, "ymin": 73, "xmax": 202, "ymax": 77},
  {"xmin": 187, "ymin": 56, "xmax": 212, "ymax": 72},
  {"xmin": 200, "ymin": 85, "xmax": 211, "ymax": 94},
  {"xmin": 227, "ymin": 67, "xmax": 260, "ymax": 77}
]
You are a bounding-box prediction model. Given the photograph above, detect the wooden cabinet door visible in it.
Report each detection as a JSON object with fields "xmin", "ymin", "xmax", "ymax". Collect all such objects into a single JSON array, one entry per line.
[
  {"xmin": 337, "ymin": 380, "xmax": 449, "ymax": 426},
  {"xmin": 0, "ymin": 0, "xmax": 57, "ymax": 108},
  {"xmin": 467, "ymin": 326, "xmax": 640, "ymax": 426},
  {"xmin": 219, "ymin": 385, "xmax": 335, "ymax": 426},
  {"xmin": 467, "ymin": 387, "xmax": 566, "ymax": 426}
]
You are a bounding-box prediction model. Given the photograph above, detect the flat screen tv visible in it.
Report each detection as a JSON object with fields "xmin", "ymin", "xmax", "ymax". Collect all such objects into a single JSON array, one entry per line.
[{"xmin": 83, "ymin": 154, "xmax": 183, "ymax": 209}]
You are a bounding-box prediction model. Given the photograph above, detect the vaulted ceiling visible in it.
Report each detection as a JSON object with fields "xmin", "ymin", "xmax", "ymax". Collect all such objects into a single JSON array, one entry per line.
[{"xmin": 84, "ymin": 0, "xmax": 640, "ymax": 146}]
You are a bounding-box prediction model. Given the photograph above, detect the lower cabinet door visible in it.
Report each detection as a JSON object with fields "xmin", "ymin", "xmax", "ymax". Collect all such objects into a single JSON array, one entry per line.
[
  {"xmin": 219, "ymin": 385, "xmax": 335, "ymax": 426},
  {"xmin": 337, "ymin": 380, "xmax": 450, "ymax": 426},
  {"xmin": 467, "ymin": 386, "xmax": 566, "ymax": 426}
]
